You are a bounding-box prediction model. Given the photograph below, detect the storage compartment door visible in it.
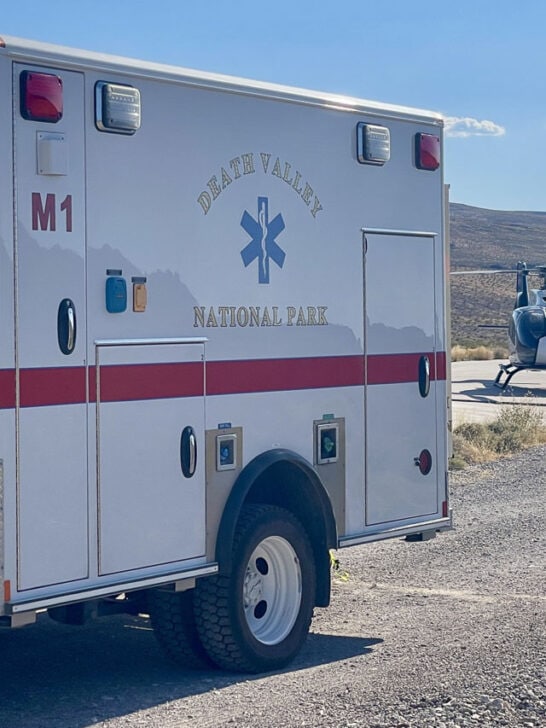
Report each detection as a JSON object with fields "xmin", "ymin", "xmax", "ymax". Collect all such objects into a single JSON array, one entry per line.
[
  {"xmin": 364, "ymin": 232, "xmax": 439, "ymax": 525},
  {"xmin": 96, "ymin": 342, "xmax": 206, "ymax": 575}
]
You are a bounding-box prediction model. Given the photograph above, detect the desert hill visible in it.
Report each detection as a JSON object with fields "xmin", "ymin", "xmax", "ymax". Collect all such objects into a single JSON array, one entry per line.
[{"xmin": 449, "ymin": 203, "xmax": 546, "ymax": 349}]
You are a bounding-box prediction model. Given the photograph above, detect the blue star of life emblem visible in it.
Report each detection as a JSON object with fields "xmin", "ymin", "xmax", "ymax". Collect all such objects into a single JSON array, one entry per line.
[{"xmin": 240, "ymin": 197, "xmax": 286, "ymax": 284}]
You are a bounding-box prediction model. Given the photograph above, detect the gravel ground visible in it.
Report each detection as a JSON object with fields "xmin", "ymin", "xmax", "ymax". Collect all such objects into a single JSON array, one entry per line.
[{"xmin": 0, "ymin": 447, "xmax": 544, "ymax": 727}]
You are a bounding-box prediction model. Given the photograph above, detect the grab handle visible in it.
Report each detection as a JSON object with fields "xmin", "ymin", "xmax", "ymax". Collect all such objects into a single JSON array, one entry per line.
[
  {"xmin": 57, "ymin": 298, "xmax": 76, "ymax": 355},
  {"xmin": 180, "ymin": 426, "xmax": 197, "ymax": 478},
  {"xmin": 418, "ymin": 355, "xmax": 430, "ymax": 397}
]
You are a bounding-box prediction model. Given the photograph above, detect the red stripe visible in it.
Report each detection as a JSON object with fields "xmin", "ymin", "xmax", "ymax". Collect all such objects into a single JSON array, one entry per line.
[
  {"xmin": 0, "ymin": 352, "xmax": 447, "ymax": 408},
  {"xmin": 0, "ymin": 369, "xmax": 16, "ymax": 409},
  {"xmin": 20, "ymin": 367, "xmax": 86, "ymax": 407},
  {"xmin": 97, "ymin": 362, "xmax": 204, "ymax": 402},
  {"xmin": 435, "ymin": 352, "xmax": 447, "ymax": 381},
  {"xmin": 207, "ymin": 355, "xmax": 364, "ymax": 395},
  {"xmin": 367, "ymin": 352, "xmax": 446, "ymax": 385}
]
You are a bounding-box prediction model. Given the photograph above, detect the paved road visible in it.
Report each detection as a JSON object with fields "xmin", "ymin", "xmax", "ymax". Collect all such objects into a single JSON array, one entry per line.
[{"xmin": 451, "ymin": 359, "xmax": 546, "ymax": 425}]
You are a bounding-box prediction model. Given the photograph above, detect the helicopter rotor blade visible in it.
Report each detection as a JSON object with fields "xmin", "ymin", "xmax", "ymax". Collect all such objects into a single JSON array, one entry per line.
[
  {"xmin": 450, "ymin": 269, "xmax": 520, "ymax": 275},
  {"xmin": 477, "ymin": 324, "xmax": 509, "ymax": 329}
]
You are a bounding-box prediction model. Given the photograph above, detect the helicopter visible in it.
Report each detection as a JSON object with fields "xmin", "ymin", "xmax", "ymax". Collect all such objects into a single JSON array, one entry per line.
[{"xmin": 451, "ymin": 261, "xmax": 546, "ymax": 389}]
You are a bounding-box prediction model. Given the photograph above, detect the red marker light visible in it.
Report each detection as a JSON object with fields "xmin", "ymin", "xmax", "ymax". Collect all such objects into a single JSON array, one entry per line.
[
  {"xmin": 416, "ymin": 132, "xmax": 440, "ymax": 171},
  {"xmin": 416, "ymin": 449, "xmax": 432, "ymax": 475},
  {"xmin": 20, "ymin": 71, "xmax": 63, "ymax": 123}
]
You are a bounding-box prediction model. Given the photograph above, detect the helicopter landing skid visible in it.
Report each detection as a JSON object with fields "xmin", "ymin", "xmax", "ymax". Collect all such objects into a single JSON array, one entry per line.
[{"xmin": 494, "ymin": 362, "xmax": 528, "ymax": 390}]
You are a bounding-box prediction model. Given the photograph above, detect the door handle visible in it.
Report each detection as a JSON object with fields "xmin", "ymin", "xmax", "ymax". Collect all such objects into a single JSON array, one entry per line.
[
  {"xmin": 67, "ymin": 304, "xmax": 75, "ymax": 352},
  {"xmin": 57, "ymin": 298, "xmax": 77, "ymax": 355},
  {"xmin": 180, "ymin": 426, "xmax": 197, "ymax": 478},
  {"xmin": 418, "ymin": 355, "xmax": 430, "ymax": 397}
]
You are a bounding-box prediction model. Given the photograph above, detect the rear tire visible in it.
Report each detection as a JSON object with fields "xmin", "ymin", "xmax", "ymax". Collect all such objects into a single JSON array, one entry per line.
[
  {"xmin": 194, "ymin": 504, "xmax": 315, "ymax": 673},
  {"xmin": 148, "ymin": 588, "xmax": 213, "ymax": 669}
]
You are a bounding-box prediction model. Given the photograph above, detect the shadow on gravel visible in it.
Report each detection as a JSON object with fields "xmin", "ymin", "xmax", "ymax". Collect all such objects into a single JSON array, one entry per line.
[
  {"xmin": 0, "ymin": 613, "xmax": 382, "ymax": 727},
  {"xmin": 453, "ymin": 377, "xmax": 546, "ymax": 403}
]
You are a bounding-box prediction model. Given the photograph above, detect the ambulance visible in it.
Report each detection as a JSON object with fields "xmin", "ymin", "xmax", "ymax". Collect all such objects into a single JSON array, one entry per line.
[{"xmin": 0, "ymin": 36, "xmax": 451, "ymax": 673}]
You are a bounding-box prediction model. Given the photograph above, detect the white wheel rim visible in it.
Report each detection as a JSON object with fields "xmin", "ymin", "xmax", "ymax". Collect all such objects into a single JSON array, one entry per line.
[{"xmin": 242, "ymin": 535, "xmax": 302, "ymax": 645}]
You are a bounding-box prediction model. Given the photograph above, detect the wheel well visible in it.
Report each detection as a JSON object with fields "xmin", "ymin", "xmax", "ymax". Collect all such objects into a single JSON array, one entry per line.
[{"xmin": 215, "ymin": 449, "xmax": 337, "ymax": 607}]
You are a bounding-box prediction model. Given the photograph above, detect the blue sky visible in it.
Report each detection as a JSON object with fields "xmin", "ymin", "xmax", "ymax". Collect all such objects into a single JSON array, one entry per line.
[{"xmin": 3, "ymin": 1, "xmax": 545, "ymax": 211}]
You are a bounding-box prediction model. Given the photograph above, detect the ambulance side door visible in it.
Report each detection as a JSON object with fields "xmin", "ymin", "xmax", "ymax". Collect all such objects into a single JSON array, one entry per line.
[{"xmin": 14, "ymin": 64, "xmax": 88, "ymax": 590}]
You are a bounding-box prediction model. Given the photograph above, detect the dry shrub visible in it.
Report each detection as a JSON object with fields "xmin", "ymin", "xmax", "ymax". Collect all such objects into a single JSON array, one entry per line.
[
  {"xmin": 451, "ymin": 344, "xmax": 510, "ymax": 361},
  {"xmin": 488, "ymin": 405, "xmax": 546, "ymax": 453},
  {"xmin": 451, "ymin": 345, "xmax": 495, "ymax": 362},
  {"xmin": 452, "ymin": 404, "xmax": 546, "ymax": 466},
  {"xmin": 451, "ymin": 345, "xmax": 469, "ymax": 362},
  {"xmin": 451, "ymin": 430, "xmax": 496, "ymax": 465},
  {"xmin": 492, "ymin": 346, "xmax": 510, "ymax": 360}
]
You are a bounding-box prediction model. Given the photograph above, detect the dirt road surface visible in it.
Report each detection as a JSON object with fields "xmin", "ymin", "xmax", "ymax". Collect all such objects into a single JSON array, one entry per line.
[{"xmin": 1, "ymin": 448, "xmax": 544, "ymax": 728}]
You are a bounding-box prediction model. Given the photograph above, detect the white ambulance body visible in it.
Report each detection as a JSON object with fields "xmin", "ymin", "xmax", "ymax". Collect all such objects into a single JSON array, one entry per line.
[{"xmin": 0, "ymin": 36, "xmax": 451, "ymax": 672}]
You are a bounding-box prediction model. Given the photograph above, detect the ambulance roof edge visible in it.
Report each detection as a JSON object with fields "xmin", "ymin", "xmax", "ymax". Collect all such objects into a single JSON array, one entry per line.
[{"xmin": 0, "ymin": 34, "xmax": 443, "ymax": 126}]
